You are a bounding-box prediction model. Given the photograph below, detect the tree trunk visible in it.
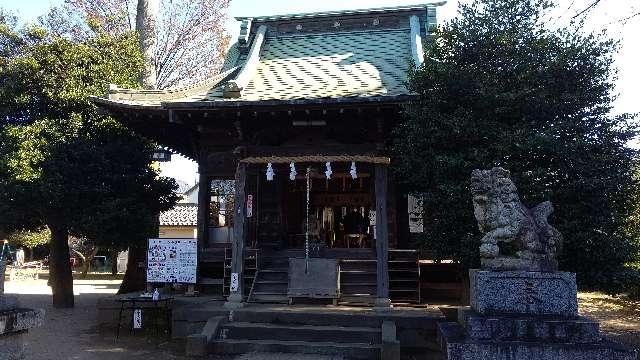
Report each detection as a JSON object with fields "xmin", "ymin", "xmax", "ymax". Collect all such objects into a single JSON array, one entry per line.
[
  {"xmin": 81, "ymin": 247, "xmax": 99, "ymax": 278},
  {"xmin": 48, "ymin": 225, "xmax": 74, "ymax": 308},
  {"xmin": 28, "ymin": 247, "xmax": 33, "ymax": 262},
  {"xmin": 136, "ymin": 0, "xmax": 159, "ymax": 89},
  {"xmin": 118, "ymin": 244, "xmax": 147, "ymax": 294},
  {"xmin": 111, "ymin": 249, "xmax": 118, "ymax": 276}
]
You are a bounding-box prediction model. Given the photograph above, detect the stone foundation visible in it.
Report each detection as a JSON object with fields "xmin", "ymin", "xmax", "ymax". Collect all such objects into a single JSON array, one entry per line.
[
  {"xmin": 438, "ymin": 269, "xmax": 637, "ymax": 360},
  {"xmin": 470, "ymin": 270, "xmax": 578, "ymax": 316}
]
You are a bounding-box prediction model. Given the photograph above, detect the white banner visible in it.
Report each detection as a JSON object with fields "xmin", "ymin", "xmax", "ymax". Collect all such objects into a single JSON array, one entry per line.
[{"xmin": 147, "ymin": 238, "xmax": 197, "ymax": 283}]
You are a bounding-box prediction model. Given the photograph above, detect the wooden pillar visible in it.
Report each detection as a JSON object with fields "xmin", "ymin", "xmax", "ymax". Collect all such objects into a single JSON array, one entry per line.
[
  {"xmin": 196, "ymin": 164, "xmax": 209, "ymax": 248},
  {"xmin": 225, "ymin": 162, "xmax": 247, "ymax": 308},
  {"xmin": 375, "ymin": 164, "xmax": 392, "ymax": 310}
]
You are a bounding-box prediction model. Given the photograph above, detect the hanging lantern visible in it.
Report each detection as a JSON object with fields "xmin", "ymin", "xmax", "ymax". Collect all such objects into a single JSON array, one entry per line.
[
  {"xmin": 289, "ymin": 162, "xmax": 297, "ymax": 181},
  {"xmin": 266, "ymin": 162, "xmax": 275, "ymax": 181},
  {"xmin": 325, "ymin": 162, "xmax": 332, "ymax": 179},
  {"xmin": 350, "ymin": 161, "xmax": 358, "ymax": 179}
]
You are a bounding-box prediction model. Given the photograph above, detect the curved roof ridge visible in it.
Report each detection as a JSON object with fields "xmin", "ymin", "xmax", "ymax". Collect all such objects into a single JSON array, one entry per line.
[{"xmin": 107, "ymin": 66, "xmax": 241, "ymax": 102}]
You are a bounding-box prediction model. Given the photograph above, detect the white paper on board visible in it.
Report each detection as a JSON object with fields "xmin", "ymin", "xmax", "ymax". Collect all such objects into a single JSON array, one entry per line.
[{"xmin": 133, "ymin": 309, "xmax": 142, "ymax": 329}]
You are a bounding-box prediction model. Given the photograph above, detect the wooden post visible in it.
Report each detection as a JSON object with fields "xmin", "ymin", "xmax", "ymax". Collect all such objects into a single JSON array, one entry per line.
[
  {"xmin": 225, "ymin": 162, "xmax": 247, "ymax": 308},
  {"xmin": 375, "ymin": 164, "xmax": 392, "ymax": 310},
  {"xmin": 196, "ymin": 164, "xmax": 209, "ymax": 248},
  {"xmin": 192, "ymin": 163, "xmax": 209, "ymax": 295}
]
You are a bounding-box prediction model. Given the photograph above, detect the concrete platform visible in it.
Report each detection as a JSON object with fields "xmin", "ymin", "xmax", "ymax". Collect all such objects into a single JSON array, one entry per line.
[{"xmin": 173, "ymin": 298, "xmax": 446, "ymax": 358}]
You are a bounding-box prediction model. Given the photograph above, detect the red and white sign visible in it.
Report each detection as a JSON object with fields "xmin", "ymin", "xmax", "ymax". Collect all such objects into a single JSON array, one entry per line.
[{"xmin": 246, "ymin": 195, "xmax": 253, "ymax": 218}]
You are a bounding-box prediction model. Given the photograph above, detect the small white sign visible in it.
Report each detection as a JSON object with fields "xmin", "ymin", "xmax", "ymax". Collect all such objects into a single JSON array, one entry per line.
[
  {"xmin": 230, "ymin": 272, "xmax": 239, "ymax": 292},
  {"xmin": 133, "ymin": 309, "xmax": 142, "ymax": 329},
  {"xmin": 246, "ymin": 195, "xmax": 253, "ymax": 218}
]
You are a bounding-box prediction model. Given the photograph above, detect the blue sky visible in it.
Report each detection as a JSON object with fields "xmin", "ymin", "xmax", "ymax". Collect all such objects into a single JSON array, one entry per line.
[{"xmin": 1, "ymin": 0, "xmax": 638, "ymax": 185}]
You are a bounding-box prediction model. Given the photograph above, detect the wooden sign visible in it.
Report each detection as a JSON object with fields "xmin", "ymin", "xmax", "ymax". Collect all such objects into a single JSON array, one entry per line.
[
  {"xmin": 147, "ymin": 238, "xmax": 197, "ymax": 284},
  {"xmin": 246, "ymin": 195, "xmax": 253, "ymax": 218}
]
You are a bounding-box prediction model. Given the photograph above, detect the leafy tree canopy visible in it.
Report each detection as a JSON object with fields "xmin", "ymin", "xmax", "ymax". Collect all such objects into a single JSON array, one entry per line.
[
  {"xmin": 393, "ymin": 0, "xmax": 640, "ymax": 294},
  {"xmin": 0, "ymin": 15, "xmax": 179, "ymax": 306},
  {"xmin": 7, "ymin": 227, "xmax": 50, "ymax": 249}
]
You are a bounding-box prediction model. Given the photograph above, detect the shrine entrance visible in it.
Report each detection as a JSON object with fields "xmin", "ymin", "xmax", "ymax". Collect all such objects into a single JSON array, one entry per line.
[{"xmin": 244, "ymin": 162, "xmax": 387, "ymax": 252}]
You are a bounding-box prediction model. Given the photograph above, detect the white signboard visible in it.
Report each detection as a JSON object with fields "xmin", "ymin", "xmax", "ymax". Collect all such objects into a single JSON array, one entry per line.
[
  {"xmin": 230, "ymin": 272, "xmax": 239, "ymax": 292},
  {"xmin": 133, "ymin": 309, "xmax": 142, "ymax": 329},
  {"xmin": 147, "ymin": 238, "xmax": 197, "ymax": 283}
]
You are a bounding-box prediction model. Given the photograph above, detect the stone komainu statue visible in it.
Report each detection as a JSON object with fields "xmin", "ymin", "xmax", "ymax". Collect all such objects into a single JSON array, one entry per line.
[{"xmin": 470, "ymin": 167, "xmax": 562, "ymax": 272}]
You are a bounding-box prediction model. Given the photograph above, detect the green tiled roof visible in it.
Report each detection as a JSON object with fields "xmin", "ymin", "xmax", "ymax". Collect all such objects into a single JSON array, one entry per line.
[
  {"xmin": 98, "ymin": 3, "xmax": 442, "ymax": 108},
  {"xmin": 204, "ymin": 30, "xmax": 411, "ymax": 101}
]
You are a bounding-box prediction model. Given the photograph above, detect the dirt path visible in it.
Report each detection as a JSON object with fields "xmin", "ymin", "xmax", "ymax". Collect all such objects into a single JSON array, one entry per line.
[
  {"xmin": 578, "ymin": 292, "xmax": 640, "ymax": 350},
  {"xmin": 4, "ymin": 277, "xmax": 347, "ymax": 360},
  {"xmin": 6, "ymin": 277, "xmax": 188, "ymax": 360}
]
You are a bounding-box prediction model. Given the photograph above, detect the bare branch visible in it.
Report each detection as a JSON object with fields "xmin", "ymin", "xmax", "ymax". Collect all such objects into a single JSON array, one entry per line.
[
  {"xmin": 572, "ymin": 0, "xmax": 602, "ymax": 19},
  {"xmin": 39, "ymin": 0, "xmax": 230, "ymax": 89}
]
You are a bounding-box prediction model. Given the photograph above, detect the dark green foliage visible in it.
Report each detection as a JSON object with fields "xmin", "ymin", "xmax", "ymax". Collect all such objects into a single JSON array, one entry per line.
[
  {"xmin": 0, "ymin": 16, "xmax": 179, "ymax": 305},
  {"xmin": 393, "ymin": 0, "xmax": 640, "ymax": 293}
]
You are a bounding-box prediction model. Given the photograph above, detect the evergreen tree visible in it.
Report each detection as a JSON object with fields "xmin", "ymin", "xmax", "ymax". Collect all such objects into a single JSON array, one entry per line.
[
  {"xmin": 0, "ymin": 19, "xmax": 178, "ymax": 307},
  {"xmin": 393, "ymin": 0, "xmax": 640, "ymax": 293}
]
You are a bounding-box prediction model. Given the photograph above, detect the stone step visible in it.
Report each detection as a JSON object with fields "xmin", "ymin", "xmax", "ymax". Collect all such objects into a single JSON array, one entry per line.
[
  {"xmin": 461, "ymin": 311, "xmax": 602, "ymax": 343},
  {"xmin": 221, "ymin": 321, "xmax": 381, "ymax": 344},
  {"xmin": 252, "ymin": 282, "xmax": 288, "ymax": 293},
  {"xmin": 249, "ymin": 293, "xmax": 289, "ymax": 304},
  {"xmin": 256, "ymin": 271, "xmax": 288, "ymax": 281},
  {"xmin": 211, "ymin": 338, "xmax": 380, "ymax": 359}
]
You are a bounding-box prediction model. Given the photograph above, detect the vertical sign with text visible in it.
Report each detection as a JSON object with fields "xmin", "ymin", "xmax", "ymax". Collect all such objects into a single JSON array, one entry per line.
[{"xmin": 246, "ymin": 195, "xmax": 253, "ymax": 218}]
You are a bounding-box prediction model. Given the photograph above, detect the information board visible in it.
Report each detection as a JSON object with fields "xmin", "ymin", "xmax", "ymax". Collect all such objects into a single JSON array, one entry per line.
[{"xmin": 147, "ymin": 238, "xmax": 197, "ymax": 283}]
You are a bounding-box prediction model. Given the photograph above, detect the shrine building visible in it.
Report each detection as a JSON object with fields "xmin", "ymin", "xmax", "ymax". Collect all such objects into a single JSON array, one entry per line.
[{"xmin": 93, "ymin": 3, "xmax": 445, "ymax": 308}]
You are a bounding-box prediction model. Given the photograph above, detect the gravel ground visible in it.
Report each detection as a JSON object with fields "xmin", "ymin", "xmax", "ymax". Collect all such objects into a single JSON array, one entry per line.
[
  {"xmin": 578, "ymin": 292, "xmax": 640, "ymax": 350},
  {"xmin": 4, "ymin": 276, "xmax": 639, "ymax": 359}
]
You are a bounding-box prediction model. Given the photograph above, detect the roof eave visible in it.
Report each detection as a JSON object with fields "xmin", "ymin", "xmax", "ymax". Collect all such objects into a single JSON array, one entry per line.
[{"xmin": 162, "ymin": 94, "xmax": 417, "ymax": 109}]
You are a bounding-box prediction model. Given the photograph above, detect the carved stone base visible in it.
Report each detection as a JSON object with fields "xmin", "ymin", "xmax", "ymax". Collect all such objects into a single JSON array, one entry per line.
[
  {"xmin": 438, "ymin": 321, "xmax": 637, "ymax": 360},
  {"xmin": 458, "ymin": 308, "xmax": 600, "ymax": 343},
  {"xmin": 438, "ymin": 269, "xmax": 637, "ymax": 360},
  {"xmin": 470, "ymin": 269, "xmax": 577, "ymax": 316}
]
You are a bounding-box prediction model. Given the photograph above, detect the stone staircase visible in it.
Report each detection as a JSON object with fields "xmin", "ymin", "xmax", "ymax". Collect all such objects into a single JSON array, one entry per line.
[
  {"xmin": 339, "ymin": 259, "xmax": 377, "ymax": 305},
  {"xmin": 203, "ymin": 308, "xmax": 445, "ymax": 359},
  {"xmin": 247, "ymin": 255, "xmax": 289, "ymax": 304},
  {"xmin": 211, "ymin": 310, "xmax": 384, "ymax": 359}
]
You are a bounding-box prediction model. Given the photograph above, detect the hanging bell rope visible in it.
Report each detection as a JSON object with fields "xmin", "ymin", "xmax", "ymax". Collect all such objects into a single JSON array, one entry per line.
[{"xmin": 305, "ymin": 166, "xmax": 311, "ymax": 274}]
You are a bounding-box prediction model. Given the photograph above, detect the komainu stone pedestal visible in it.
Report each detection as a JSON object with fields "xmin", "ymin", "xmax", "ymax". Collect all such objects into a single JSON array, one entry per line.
[
  {"xmin": 438, "ymin": 270, "xmax": 638, "ymax": 360},
  {"xmin": 470, "ymin": 270, "xmax": 578, "ymax": 316}
]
